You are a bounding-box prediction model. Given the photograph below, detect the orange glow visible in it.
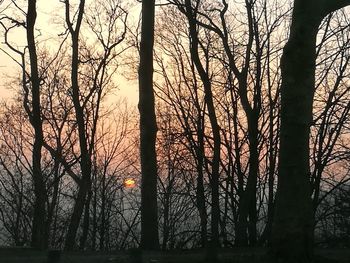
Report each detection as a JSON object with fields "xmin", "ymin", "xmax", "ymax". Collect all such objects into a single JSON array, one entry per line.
[{"xmin": 124, "ymin": 178, "xmax": 136, "ymax": 188}]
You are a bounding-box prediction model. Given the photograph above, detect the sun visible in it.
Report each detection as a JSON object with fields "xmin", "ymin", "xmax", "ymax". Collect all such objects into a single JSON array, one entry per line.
[{"xmin": 124, "ymin": 178, "xmax": 136, "ymax": 188}]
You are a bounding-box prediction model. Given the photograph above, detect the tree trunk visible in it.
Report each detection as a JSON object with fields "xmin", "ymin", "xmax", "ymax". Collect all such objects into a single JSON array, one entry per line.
[
  {"xmin": 47, "ymin": 159, "xmax": 61, "ymax": 247},
  {"xmin": 270, "ymin": 5, "xmax": 318, "ymax": 261},
  {"xmin": 193, "ymin": 106, "xmax": 207, "ymax": 248},
  {"xmin": 63, "ymin": 0, "xmax": 94, "ymax": 251},
  {"xmin": 91, "ymin": 184, "xmax": 97, "ymax": 250},
  {"xmin": 65, "ymin": 177, "xmax": 90, "ymax": 250},
  {"xmin": 235, "ymin": 114, "xmax": 259, "ymax": 246},
  {"xmin": 27, "ymin": 0, "xmax": 47, "ymax": 250},
  {"xmin": 100, "ymin": 174, "xmax": 107, "ymax": 251},
  {"xmin": 220, "ymin": 1, "xmax": 261, "ymax": 247},
  {"xmin": 79, "ymin": 190, "xmax": 92, "ymax": 250},
  {"xmin": 138, "ymin": 0, "xmax": 160, "ymax": 250},
  {"xmin": 270, "ymin": 1, "xmax": 350, "ymax": 261},
  {"xmin": 196, "ymin": 136, "xmax": 208, "ymax": 248},
  {"xmin": 183, "ymin": 1, "xmax": 221, "ymax": 260}
]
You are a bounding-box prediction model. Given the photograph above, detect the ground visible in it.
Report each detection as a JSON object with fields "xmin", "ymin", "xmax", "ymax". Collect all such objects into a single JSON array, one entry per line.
[{"xmin": 0, "ymin": 247, "xmax": 349, "ymax": 263}]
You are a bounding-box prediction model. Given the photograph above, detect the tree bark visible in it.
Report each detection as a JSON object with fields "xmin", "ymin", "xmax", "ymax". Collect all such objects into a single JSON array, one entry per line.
[
  {"xmin": 270, "ymin": 0, "xmax": 350, "ymax": 262},
  {"xmin": 138, "ymin": 0, "xmax": 160, "ymax": 250}
]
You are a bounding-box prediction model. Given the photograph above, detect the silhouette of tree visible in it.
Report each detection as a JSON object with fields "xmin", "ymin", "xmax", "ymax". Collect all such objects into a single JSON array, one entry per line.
[
  {"xmin": 25, "ymin": 0, "xmax": 48, "ymax": 250},
  {"xmin": 138, "ymin": 0, "xmax": 160, "ymax": 250},
  {"xmin": 271, "ymin": 1, "xmax": 350, "ymax": 262}
]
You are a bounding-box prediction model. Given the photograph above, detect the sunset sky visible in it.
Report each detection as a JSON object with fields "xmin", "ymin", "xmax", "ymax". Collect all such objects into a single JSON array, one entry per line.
[
  {"xmin": 0, "ymin": 0, "xmax": 139, "ymax": 104},
  {"xmin": 0, "ymin": 0, "xmax": 349, "ymax": 257}
]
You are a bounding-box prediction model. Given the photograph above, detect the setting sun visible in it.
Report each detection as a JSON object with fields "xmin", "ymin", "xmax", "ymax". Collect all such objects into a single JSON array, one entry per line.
[{"xmin": 124, "ymin": 178, "xmax": 136, "ymax": 188}]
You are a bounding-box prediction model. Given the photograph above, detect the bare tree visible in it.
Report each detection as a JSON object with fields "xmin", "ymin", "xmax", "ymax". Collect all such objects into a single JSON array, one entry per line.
[
  {"xmin": 154, "ymin": 6, "xmax": 209, "ymax": 248},
  {"xmin": 61, "ymin": 0, "xmax": 127, "ymax": 249},
  {"xmin": 270, "ymin": 1, "xmax": 350, "ymax": 262},
  {"xmin": 0, "ymin": 0, "xmax": 47, "ymax": 249}
]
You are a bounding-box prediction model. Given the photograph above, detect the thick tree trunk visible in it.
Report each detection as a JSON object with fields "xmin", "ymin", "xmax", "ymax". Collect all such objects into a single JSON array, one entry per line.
[
  {"xmin": 27, "ymin": 0, "xmax": 47, "ymax": 250},
  {"xmin": 268, "ymin": 1, "xmax": 350, "ymax": 261},
  {"xmin": 138, "ymin": 0, "xmax": 160, "ymax": 250},
  {"xmin": 270, "ymin": 9, "xmax": 318, "ymax": 263}
]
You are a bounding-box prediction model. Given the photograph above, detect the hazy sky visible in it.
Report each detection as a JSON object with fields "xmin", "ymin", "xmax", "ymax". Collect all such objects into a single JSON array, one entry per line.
[{"xmin": 0, "ymin": 0, "xmax": 139, "ymax": 105}]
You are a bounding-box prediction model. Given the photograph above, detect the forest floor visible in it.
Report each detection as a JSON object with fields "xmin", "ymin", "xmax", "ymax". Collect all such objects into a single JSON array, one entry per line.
[{"xmin": 0, "ymin": 246, "xmax": 349, "ymax": 263}]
